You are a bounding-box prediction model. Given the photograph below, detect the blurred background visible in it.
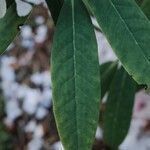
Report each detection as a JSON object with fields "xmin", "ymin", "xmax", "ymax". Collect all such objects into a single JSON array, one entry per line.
[{"xmin": 1, "ymin": 2, "xmax": 150, "ymax": 150}]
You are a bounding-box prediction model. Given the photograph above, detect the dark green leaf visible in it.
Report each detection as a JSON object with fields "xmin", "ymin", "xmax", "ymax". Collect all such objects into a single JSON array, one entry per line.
[
  {"xmin": 83, "ymin": 0, "xmax": 150, "ymax": 88},
  {"xmin": 45, "ymin": 0, "xmax": 63, "ymax": 24},
  {"xmin": 135, "ymin": 0, "xmax": 143, "ymax": 6},
  {"xmin": 141, "ymin": 0, "xmax": 150, "ymax": 20},
  {"xmin": 104, "ymin": 67, "xmax": 136, "ymax": 148},
  {"xmin": 0, "ymin": 3, "xmax": 28, "ymax": 55},
  {"xmin": 51, "ymin": 0, "xmax": 100, "ymax": 149},
  {"xmin": 6, "ymin": 0, "xmax": 14, "ymax": 7},
  {"xmin": 101, "ymin": 61, "xmax": 118, "ymax": 99}
]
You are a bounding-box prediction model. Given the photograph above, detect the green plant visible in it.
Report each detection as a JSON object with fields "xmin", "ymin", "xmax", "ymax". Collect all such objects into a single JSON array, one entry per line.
[{"xmin": 0, "ymin": 0, "xmax": 150, "ymax": 149}]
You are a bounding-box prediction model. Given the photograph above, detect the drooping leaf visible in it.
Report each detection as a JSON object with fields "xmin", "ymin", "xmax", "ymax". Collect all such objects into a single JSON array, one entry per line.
[
  {"xmin": 45, "ymin": 0, "xmax": 63, "ymax": 24},
  {"xmin": 104, "ymin": 67, "xmax": 136, "ymax": 148},
  {"xmin": 82, "ymin": 0, "xmax": 150, "ymax": 88},
  {"xmin": 51, "ymin": 0, "xmax": 100, "ymax": 149},
  {"xmin": 141, "ymin": 0, "xmax": 150, "ymax": 20},
  {"xmin": 101, "ymin": 61, "xmax": 118, "ymax": 99},
  {"xmin": 0, "ymin": 3, "xmax": 28, "ymax": 55}
]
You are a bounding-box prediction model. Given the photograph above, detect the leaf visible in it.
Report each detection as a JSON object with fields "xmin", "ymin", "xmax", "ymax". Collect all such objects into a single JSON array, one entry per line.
[
  {"xmin": 101, "ymin": 61, "xmax": 118, "ymax": 99},
  {"xmin": 103, "ymin": 67, "xmax": 136, "ymax": 148},
  {"xmin": 51, "ymin": 0, "xmax": 100, "ymax": 149},
  {"xmin": 6, "ymin": 0, "xmax": 14, "ymax": 7},
  {"xmin": 82, "ymin": 0, "xmax": 150, "ymax": 88},
  {"xmin": 141, "ymin": 0, "xmax": 150, "ymax": 20},
  {"xmin": 135, "ymin": 0, "xmax": 143, "ymax": 6},
  {"xmin": 0, "ymin": 3, "xmax": 28, "ymax": 55},
  {"xmin": 99, "ymin": 62, "xmax": 118, "ymax": 126},
  {"xmin": 45, "ymin": 0, "xmax": 63, "ymax": 24}
]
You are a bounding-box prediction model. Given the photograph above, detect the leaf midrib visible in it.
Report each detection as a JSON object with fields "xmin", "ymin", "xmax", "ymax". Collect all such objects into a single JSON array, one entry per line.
[
  {"xmin": 71, "ymin": 0, "xmax": 78, "ymax": 148},
  {"xmin": 109, "ymin": 0, "xmax": 150, "ymax": 66}
]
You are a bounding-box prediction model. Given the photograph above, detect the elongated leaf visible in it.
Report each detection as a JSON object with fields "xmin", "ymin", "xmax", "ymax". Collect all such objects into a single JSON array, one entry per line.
[
  {"xmin": 104, "ymin": 67, "xmax": 136, "ymax": 148},
  {"xmin": 141, "ymin": 0, "xmax": 150, "ymax": 20},
  {"xmin": 101, "ymin": 61, "xmax": 118, "ymax": 98},
  {"xmin": 45, "ymin": 0, "xmax": 63, "ymax": 24},
  {"xmin": 0, "ymin": 3, "xmax": 27, "ymax": 55},
  {"xmin": 83, "ymin": 0, "xmax": 150, "ymax": 88},
  {"xmin": 51, "ymin": 0, "xmax": 100, "ymax": 149}
]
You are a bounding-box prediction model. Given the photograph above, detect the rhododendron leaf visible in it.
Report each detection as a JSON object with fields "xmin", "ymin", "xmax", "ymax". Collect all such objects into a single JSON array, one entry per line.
[
  {"xmin": 83, "ymin": 0, "xmax": 150, "ymax": 89},
  {"xmin": 51, "ymin": 0, "xmax": 100, "ymax": 149},
  {"xmin": 104, "ymin": 67, "xmax": 136, "ymax": 148},
  {"xmin": 100, "ymin": 61, "xmax": 118, "ymax": 99},
  {"xmin": 0, "ymin": 3, "xmax": 28, "ymax": 55},
  {"xmin": 46, "ymin": 0, "xmax": 63, "ymax": 24}
]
